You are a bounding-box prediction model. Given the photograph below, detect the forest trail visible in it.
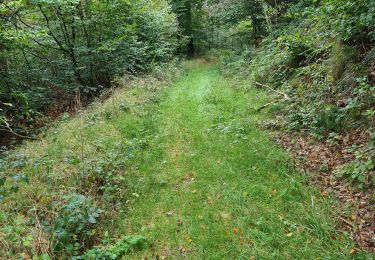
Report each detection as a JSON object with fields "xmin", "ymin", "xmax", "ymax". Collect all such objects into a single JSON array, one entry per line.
[
  {"xmin": 118, "ymin": 61, "xmax": 356, "ymax": 258},
  {"xmin": 2, "ymin": 0, "xmax": 374, "ymax": 256},
  {"xmin": 1, "ymin": 60, "xmax": 362, "ymax": 259}
]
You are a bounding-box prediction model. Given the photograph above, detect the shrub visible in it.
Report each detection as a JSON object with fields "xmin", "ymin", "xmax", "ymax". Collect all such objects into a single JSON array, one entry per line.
[{"xmin": 48, "ymin": 194, "xmax": 103, "ymax": 255}]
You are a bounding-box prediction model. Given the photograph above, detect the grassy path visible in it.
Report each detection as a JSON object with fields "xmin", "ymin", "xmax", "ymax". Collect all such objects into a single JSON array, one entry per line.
[
  {"xmin": 1, "ymin": 61, "xmax": 371, "ymax": 259},
  {"xmin": 117, "ymin": 61, "xmax": 357, "ymax": 259}
]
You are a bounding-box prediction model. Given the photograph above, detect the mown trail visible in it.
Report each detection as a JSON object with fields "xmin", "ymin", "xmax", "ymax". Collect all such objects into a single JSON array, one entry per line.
[{"xmin": 118, "ymin": 60, "xmax": 358, "ymax": 259}]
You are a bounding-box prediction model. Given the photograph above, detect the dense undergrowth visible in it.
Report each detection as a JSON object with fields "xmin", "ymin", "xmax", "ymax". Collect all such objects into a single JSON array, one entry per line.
[
  {"xmin": 0, "ymin": 0, "xmax": 177, "ymax": 141},
  {"xmin": 218, "ymin": 0, "xmax": 374, "ymax": 191}
]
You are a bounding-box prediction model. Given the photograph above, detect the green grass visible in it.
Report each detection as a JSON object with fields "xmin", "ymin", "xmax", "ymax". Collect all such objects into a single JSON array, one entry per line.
[
  {"xmin": 0, "ymin": 60, "xmax": 372, "ymax": 259},
  {"xmin": 114, "ymin": 61, "xmax": 366, "ymax": 259}
]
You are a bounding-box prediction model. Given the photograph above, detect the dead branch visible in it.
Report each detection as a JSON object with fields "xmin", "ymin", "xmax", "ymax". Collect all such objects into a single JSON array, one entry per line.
[
  {"xmin": 255, "ymin": 81, "xmax": 291, "ymax": 101},
  {"xmin": 0, "ymin": 119, "xmax": 39, "ymax": 140}
]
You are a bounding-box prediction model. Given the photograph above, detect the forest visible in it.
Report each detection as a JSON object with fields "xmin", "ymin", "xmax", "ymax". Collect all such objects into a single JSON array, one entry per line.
[{"xmin": 0, "ymin": 0, "xmax": 374, "ymax": 258}]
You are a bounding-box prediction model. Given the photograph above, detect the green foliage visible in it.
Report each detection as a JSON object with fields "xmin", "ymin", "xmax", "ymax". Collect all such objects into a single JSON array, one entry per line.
[
  {"xmin": 318, "ymin": 0, "xmax": 375, "ymax": 41},
  {"xmin": 0, "ymin": 213, "xmax": 36, "ymax": 257},
  {"xmin": 0, "ymin": 0, "xmax": 177, "ymax": 135},
  {"xmin": 345, "ymin": 77, "xmax": 375, "ymax": 120},
  {"xmin": 314, "ymin": 105, "xmax": 347, "ymax": 137},
  {"xmin": 205, "ymin": 0, "xmax": 268, "ymax": 39},
  {"xmin": 81, "ymin": 147, "xmax": 130, "ymax": 201},
  {"xmin": 78, "ymin": 235, "xmax": 148, "ymax": 259},
  {"xmin": 219, "ymin": 0, "xmax": 374, "ymax": 137},
  {"xmin": 0, "ymin": 151, "xmax": 29, "ymax": 202},
  {"xmin": 335, "ymin": 134, "xmax": 375, "ymax": 189},
  {"xmin": 335, "ymin": 150, "xmax": 374, "ymax": 190},
  {"xmin": 233, "ymin": 20, "xmax": 254, "ymax": 46},
  {"xmin": 49, "ymin": 194, "xmax": 103, "ymax": 254}
]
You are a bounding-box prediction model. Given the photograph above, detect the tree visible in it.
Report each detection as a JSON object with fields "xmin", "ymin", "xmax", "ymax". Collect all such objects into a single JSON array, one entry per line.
[
  {"xmin": 171, "ymin": 0, "xmax": 204, "ymax": 57},
  {"xmin": 0, "ymin": 0, "xmax": 178, "ymax": 137}
]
